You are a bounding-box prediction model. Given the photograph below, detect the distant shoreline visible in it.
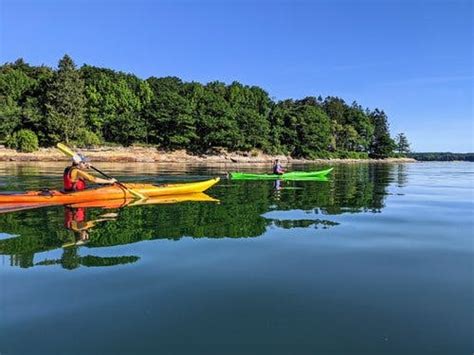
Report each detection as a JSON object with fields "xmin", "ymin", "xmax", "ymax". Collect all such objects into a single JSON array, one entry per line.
[{"xmin": 0, "ymin": 147, "xmax": 416, "ymax": 164}]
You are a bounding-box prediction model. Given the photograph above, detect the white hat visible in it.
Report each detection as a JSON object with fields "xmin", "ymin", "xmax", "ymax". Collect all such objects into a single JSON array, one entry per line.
[{"xmin": 72, "ymin": 154, "xmax": 86, "ymax": 164}]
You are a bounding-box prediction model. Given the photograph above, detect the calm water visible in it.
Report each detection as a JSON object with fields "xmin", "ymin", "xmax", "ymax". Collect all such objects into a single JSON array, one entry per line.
[{"xmin": 0, "ymin": 162, "xmax": 472, "ymax": 354}]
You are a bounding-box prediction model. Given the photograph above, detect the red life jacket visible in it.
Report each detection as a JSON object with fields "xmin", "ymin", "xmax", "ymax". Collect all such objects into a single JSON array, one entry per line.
[
  {"xmin": 64, "ymin": 207, "xmax": 86, "ymax": 229},
  {"xmin": 63, "ymin": 166, "xmax": 87, "ymax": 191}
]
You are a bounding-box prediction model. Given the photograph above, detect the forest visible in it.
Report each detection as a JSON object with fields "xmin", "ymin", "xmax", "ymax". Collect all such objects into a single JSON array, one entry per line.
[
  {"xmin": 408, "ymin": 152, "xmax": 474, "ymax": 161},
  {"xmin": 0, "ymin": 55, "xmax": 408, "ymax": 159}
]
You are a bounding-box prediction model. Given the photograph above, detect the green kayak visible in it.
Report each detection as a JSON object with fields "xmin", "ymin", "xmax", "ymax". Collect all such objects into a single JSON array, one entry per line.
[{"xmin": 230, "ymin": 167, "xmax": 334, "ymax": 180}]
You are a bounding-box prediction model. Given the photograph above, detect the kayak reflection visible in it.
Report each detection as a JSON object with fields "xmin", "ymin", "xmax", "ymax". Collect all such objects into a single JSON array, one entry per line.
[
  {"xmin": 37, "ymin": 193, "xmax": 219, "ymax": 270},
  {"xmin": 0, "ymin": 192, "xmax": 219, "ymax": 214},
  {"xmin": 60, "ymin": 193, "xmax": 219, "ymax": 248},
  {"xmin": 30, "ymin": 206, "xmax": 136, "ymax": 270},
  {"xmin": 0, "ymin": 192, "xmax": 219, "ymax": 269}
]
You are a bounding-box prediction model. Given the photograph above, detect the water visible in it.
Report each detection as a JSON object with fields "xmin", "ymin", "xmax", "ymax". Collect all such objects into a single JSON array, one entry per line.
[{"xmin": 0, "ymin": 162, "xmax": 472, "ymax": 354}]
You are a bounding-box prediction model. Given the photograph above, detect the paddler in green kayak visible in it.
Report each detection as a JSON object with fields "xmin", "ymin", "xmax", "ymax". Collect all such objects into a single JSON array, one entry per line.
[
  {"xmin": 272, "ymin": 159, "xmax": 285, "ymax": 175},
  {"xmin": 63, "ymin": 154, "xmax": 117, "ymax": 192}
]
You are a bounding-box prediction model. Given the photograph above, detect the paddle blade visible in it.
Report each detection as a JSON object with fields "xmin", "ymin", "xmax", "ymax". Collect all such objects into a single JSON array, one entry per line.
[{"xmin": 56, "ymin": 143, "xmax": 76, "ymax": 157}]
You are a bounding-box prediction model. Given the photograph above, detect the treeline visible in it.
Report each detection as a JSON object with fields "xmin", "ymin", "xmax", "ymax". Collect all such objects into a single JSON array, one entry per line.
[
  {"xmin": 0, "ymin": 55, "xmax": 405, "ymax": 158},
  {"xmin": 408, "ymin": 152, "xmax": 474, "ymax": 162}
]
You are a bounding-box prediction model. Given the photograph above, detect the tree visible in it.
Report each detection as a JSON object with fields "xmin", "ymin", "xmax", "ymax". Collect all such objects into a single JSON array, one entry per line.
[
  {"xmin": 145, "ymin": 77, "xmax": 196, "ymax": 149},
  {"xmin": 0, "ymin": 97, "xmax": 21, "ymax": 140},
  {"xmin": 21, "ymin": 66, "xmax": 54, "ymax": 145},
  {"xmin": 346, "ymin": 102, "xmax": 373, "ymax": 151},
  {"xmin": 273, "ymin": 99, "xmax": 331, "ymax": 158},
  {"xmin": 369, "ymin": 109, "xmax": 395, "ymax": 158},
  {"xmin": 0, "ymin": 66, "xmax": 35, "ymax": 139},
  {"xmin": 395, "ymin": 133, "xmax": 410, "ymax": 154},
  {"xmin": 45, "ymin": 55, "xmax": 86, "ymax": 143},
  {"xmin": 81, "ymin": 65, "xmax": 151, "ymax": 145},
  {"xmin": 322, "ymin": 96, "xmax": 351, "ymax": 151},
  {"xmin": 226, "ymin": 82, "xmax": 271, "ymax": 151},
  {"xmin": 189, "ymin": 81, "xmax": 239, "ymax": 151},
  {"xmin": 339, "ymin": 125, "xmax": 360, "ymax": 151}
]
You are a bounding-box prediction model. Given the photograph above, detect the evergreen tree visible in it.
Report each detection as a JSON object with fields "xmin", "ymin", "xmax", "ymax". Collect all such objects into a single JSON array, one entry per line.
[
  {"xmin": 45, "ymin": 54, "xmax": 86, "ymax": 143},
  {"xmin": 395, "ymin": 133, "xmax": 410, "ymax": 154},
  {"xmin": 369, "ymin": 109, "xmax": 395, "ymax": 158}
]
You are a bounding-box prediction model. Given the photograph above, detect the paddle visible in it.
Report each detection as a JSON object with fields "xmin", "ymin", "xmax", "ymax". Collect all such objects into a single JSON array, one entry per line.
[{"xmin": 56, "ymin": 143, "xmax": 147, "ymax": 200}]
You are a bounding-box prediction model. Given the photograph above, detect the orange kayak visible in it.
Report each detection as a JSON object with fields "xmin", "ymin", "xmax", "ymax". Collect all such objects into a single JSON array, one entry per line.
[{"xmin": 0, "ymin": 178, "xmax": 220, "ymax": 204}]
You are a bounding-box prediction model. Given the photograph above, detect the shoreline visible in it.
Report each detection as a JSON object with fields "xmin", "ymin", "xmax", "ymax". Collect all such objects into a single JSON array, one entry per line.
[{"xmin": 0, "ymin": 147, "xmax": 417, "ymax": 164}]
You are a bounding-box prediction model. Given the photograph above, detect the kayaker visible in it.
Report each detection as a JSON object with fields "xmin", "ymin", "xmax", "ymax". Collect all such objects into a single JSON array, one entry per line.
[
  {"xmin": 63, "ymin": 155, "xmax": 117, "ymax": 192},
  {"xmin": 272, "ymin": 159, "xmax": 285, "ymax": 175}
]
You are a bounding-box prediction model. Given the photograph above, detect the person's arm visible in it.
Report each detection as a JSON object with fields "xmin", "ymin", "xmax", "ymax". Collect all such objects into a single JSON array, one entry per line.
[
  {"xmin": 76, "ymin": 170, "xmax": 116, "ymax": 185},
  {"xmin": 94, "ymin": 177, "xmax": 117, "ymax": 184}
]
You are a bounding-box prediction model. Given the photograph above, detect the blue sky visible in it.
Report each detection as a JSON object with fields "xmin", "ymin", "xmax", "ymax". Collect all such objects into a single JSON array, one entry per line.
[{"xmin": 1, "ymin": 0, "xmax": 472, "ymax": 152}]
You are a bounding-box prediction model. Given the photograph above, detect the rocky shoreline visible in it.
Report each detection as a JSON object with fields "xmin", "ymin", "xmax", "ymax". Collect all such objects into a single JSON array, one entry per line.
[{"xmin": 0, "ymin": 147, "xmax": 417, "ymax": 164}]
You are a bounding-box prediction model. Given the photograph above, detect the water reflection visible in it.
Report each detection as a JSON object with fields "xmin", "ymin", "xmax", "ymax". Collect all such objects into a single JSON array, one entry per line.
[
  {"xmin": 0, "ymin": 193, "xmax": 219, "ymax": 269},
  {"xmin": 396, "ymin": 163, "xmax": 408, "ymax": 187},
  {"xmin": 36, "ymin": 247, "xmax": 140, "ymax": 270},
  {"xmin": 0, "ymin": 164, "xmax": 405, "ymax": 269},
  {"xmin": 63, "ymin": 206, "xmax": 118, "ymax": 246},
  {"xmin": 270, "ymin": 219, "xmax": 340, "ymax": 229}
]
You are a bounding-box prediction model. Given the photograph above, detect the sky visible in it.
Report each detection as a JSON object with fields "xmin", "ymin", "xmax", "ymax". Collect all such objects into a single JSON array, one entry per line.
[{"xmin": 0, "ymin": 0, "xmax": 472, "ymax": 152}]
